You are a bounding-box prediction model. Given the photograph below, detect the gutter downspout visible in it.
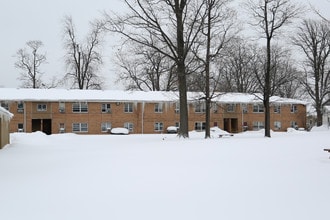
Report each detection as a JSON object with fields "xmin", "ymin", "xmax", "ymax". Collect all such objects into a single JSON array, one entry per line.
[{"xmin": 141, "ymin": 102, "xmax": 145, "ymax": 134}]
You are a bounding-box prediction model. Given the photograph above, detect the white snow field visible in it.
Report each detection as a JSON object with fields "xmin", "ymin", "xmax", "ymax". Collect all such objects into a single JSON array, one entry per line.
[{"xmin": 0, "ymin": 128, "xmax": 329, "ymax": 220}]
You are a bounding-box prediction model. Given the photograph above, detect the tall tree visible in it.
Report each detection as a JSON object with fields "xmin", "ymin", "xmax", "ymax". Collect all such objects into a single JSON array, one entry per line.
[
  {"xmin": 245, "ymin": 0, "xmax": 301, "ymax": 137},
  {"xmin": 14, "ymin": 40, "xmax": 46, "ymax": 88},
  {"xmin": 292, "ymin": 19, "xmax": 330, "ymax": 126},
  {"xmin": 190, "ymin": 0, "xmax": 237, "ymax": 138},
  {"xmin": 105, "ymin": 0, "xmax": 205, "ymax": 138},
  {"xmin": 63, "ymin": 16, "xmax": 105, "ymax": 90}
]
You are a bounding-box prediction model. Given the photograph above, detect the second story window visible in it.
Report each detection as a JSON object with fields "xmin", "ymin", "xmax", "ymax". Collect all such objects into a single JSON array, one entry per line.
[
  {"xmin": 37, "ymin": 104, "xmax": 47, "ymax": 112},
  {"xmin": 59, "ymin": 102, "xmax": 65, "ymax": 113},
  {"xmin": 253, "ymin": 104, "xmax": 264, "ymax": 113},
  {"xmin": 175, "ymin": 102, "xmax": 180, "ymax": 114},
  {"xmin": 154, "ymin": 103, "xmax": 163, "ymax": 113},
  {"xmin": 17, "ymin": 102, "xmax": 24, "ymax": 113},
  {"xmin": 195, "ymin": 102, "xmax": 206, "ymax": 113},
  {"xmin": 226, "ymin": 104, "xmax": 235, "ymax": 112},
  {"xmin": 291, "ymin": 104, "xmax": 298, "ymax": 113},
  {"xmin": 72, "ymin": 102, "xmax": 88, "ymax": 113},
  {"xmin": 124, "ymin": 103, "xmax": 133, "ymax": 113},
  {"xmin": 102, "ymin": 103, "xmax": 111, "ymax": 113},
  {"xmin": 242, "ymin": 104, "xmax": 248, "ymax": 113},
  {"xmin": 274, "ymin": 104, "xmax": 281, "ymax": 113},
  {"xmin": 1, "ymin": 102, "xmax": 9, "ymax": 110},
  {"xmin": 212, "ymin": 103, "xmax": 219, "ymax": 113}
]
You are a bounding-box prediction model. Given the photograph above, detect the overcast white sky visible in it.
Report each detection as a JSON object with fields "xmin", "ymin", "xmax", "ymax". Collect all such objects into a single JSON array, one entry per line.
[{"xmin": 0, "ymin": 0, "xmax": 328, "ymax": 89}]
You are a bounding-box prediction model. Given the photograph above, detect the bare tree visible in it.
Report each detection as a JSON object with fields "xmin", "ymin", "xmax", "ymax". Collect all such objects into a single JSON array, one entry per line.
[
  {"xmin": 63, "ymin": 16, "xmax": 105, "ymax": 90},
  {"xmin": 14, "ymin": 40, "xmax": 46, "ymax": 88},
  {"xmin": 190, "ymin": 0, "xmax": 237, "ymax": 138},
  {"xmin": 253, "ymin": 45, "xmax": 302, "ymax": 98},
  {"xmin": 292, "ymin": 19, "xmax": 330, "ymax": 126},
  {"xmin": 104, "ymin": 0, "xmax": 206, "ymax": 138},
  {"xmin": 115, "ymin": 42, "xmax": 177, "ymax": 91},
  {"xmin": 219, "ymin": 38, "xmax": 260, "ymax": 93},
  {"xmin": 245, "ymin": 0, "xmax": 301, "ymax": 137}
]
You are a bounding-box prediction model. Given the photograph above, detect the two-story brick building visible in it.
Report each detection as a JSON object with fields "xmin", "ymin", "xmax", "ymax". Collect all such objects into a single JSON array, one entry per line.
[{"xmin": 0, "ymin": 88, "xmax": 307, "ymax": 135}]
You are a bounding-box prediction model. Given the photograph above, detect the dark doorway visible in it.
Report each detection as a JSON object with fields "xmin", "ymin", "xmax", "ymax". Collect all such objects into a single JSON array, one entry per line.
[
  {"xmin": 223, "ymin": 118, "xmax": 238, "ymax": 133},
  {"xmin": 32, "ymin": 119, "xmax": 52, "ymax": 135}
]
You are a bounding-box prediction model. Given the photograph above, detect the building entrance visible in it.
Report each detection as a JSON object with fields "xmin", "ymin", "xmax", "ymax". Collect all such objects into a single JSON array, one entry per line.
[
  {"xmin": 223, "ymin": 118, "xmax": 238, "ymax": 133},
  {"xmin": 32, "ymin": 119, "xmax": 52, "ymax": 135}
]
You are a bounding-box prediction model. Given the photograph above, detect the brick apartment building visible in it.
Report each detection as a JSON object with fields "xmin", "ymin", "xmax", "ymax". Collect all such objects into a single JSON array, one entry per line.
[{"xmin": 0, "ymin": 88, "xmax": 307, "ymax": 135}]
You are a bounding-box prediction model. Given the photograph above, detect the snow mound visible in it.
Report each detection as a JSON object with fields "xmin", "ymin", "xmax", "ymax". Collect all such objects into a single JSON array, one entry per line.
[
  {"xmin": 111, "ymin": 127, "xmax": 129, "ymax": 135},
  {"xmin": 310, "ymin": 125, "xmax": 330, "ymax": 132}
]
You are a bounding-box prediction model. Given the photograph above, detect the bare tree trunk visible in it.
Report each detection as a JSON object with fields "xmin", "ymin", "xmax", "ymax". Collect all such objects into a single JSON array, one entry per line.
[
  {"xmin": 175, "ymin": 0, "xmax": 189, "ymax": 138},
  {"xmin": 264, "ymin": 38, "xmax": 271, "ymax": 137}
]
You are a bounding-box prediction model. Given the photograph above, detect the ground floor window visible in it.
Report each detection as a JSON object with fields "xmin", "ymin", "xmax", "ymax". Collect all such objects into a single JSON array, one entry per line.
[
  {"xmin": 274, "ymin": 121, "xmax": 281, "ymax": 130},
  {"xmin": 124, "ymin": 122, "xmax": 134, "ymax": 132},
  {"xmin": 18, "ymin": 123, "xmax": 24, "ymax": 132},
  {"xmin": 101, "ymin": 122, "xmax": 111, "ymax": 132},
  {"xmin": 72, "ymin": 123, "xmax": 88, "ymax": 132},
  {"xmin": 59, "ymin": 123, "xmax": 65, "ymax": 133},
  {"xmin": 195, "ymin": 122, "xmax": 205, "ymax": 131},
  {"xmin": 253, "ymin": 121, "xmax": 264, "ymax": 131},
  {"xmin": 154, "ymin": 122, "xmax": 163, "ymax": 132},
  {"xmin": 290, "ymin": 121, "xmax": 298, "ymax": 129}
]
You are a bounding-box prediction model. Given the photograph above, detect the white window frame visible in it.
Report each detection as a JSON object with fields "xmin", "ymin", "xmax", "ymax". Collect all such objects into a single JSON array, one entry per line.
[
  {"xmin": 175, "ymin": 102, "xmax": 180, "ymax": 114},
  {"xmin": 59, "ymin": 102, "xmax": 65, "ymax": 112},
  {"xmin": 253, "ymin": 121, "xmax": 264, "ymax": 130},
  {"xmin": 37, "ymin": 103, "xmax": 47, "ymax": 112},
  {"xmin": 124, "ymin": 103, "xmax": 133, "ymax": 113},
  {"xmin": 195, "ymin": 102, "xmax": 206, "ymax": 113},
  {"xmin": 101, "ymin": 122, "xmax": 112, "ymax": 132},
  {"xmin": 291, "ymin": 104, "xmax": 298, "ymax": 113},
  {"xmin": 290, "ymin": 121, "xmax": 298, "ymax": 129},
  {"xmin": 154, "ymin": 103, "xmax": 163, "ymax": 113},
  {"xmin": 101, "ymin": 103, "xmax": 111, "ymax": 113},
  {"xmin": 242, "ymin": 104, "xmax": 248, "ymax": 113},
  {"xmin": 59, "ymin": 123, "xmax": 65, "ymax": 133},
  {"xmin": 274, "ymin": 104, "xmax": 281, "ymax": 114},
  {"xmin": 274, "ymin": 121, "xmax": 281, "ymax": 130},
  {"xmin": 227, "ymin": 104, "xmax": 235, "ymax": 112},
  {"xmin": 72, "ymin": 102, "xmax": 88, "ymax": 113},
  {"xmin": 18, "ymin": 123, "xmax": 24, "ymax": 132},
  {"xmin": 253, "ymin": 104, "xmax": 264, "ymax": 113},
  {"xmin": 195, "ymin": 122, "xmax": 206, "ymax": 131},
  {"xmin": 17, "ymin": 102, "xmax": 24, "ymax": 113},
  {"xmin": 212, "ymin": 102, "xmax": 219, "ymax": 113},
  {"xmin": 72, "ymin": 123, "xmax": 88, "ymax": 132},
  {"xmin": 154, "ymin": 122, "xmax": 164, "ymax": 132},
  {"xmin": 124, "ymin": 122, "xmax": 134, "ymax": 132}
]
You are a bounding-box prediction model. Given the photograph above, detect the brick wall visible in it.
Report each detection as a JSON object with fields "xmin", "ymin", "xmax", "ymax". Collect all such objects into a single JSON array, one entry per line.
[{"xmin": 5, "ymin": 100, "xmax": 306, "ymax": 134}]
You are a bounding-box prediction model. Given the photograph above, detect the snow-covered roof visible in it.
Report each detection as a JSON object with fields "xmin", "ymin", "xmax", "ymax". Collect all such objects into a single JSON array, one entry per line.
[
  {"xmin": 0, "ymin": 88, "xmax": 307, "ymax": 105},
  {"xmin": 0, "ymin": 106, "xmax": 13, "ymax": 121}
]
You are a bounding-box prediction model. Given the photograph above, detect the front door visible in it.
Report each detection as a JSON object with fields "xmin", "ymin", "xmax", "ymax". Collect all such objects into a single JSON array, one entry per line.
[{"xmin": 32, "ymin": 119, "xmax": 52, "ymax": 135}]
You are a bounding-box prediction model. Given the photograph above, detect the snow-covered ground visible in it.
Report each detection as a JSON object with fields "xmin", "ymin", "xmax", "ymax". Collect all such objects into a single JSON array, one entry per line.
[{"xmin": 0, "ymin": 128, "xmax": 329, "ymax": 220}]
